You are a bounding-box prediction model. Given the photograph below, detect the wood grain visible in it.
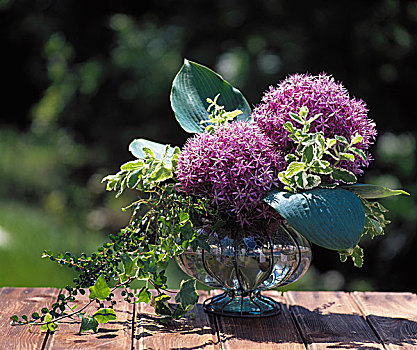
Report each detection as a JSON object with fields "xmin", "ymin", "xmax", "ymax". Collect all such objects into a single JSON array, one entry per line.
[
  {"xmin": 353, "ymin": 292, "xmax": 417, "ymax": 350},
  {"xmin": 0, "ymin": 287, "xmax": 57, "ymax": 350},
  {"xmin": 214, "ymin": 290, "xmax": 305, "ymax": 350},
  {"xmin": 44, "ymin": 289, "xmax": 134, "ymax": 350},
  {"xmin": 286, "ymin": 291, "xmax": 384, "ymax": 350},
  {"xmin": 136, "ymin": 289, "xmax": 219, "ymax": 350},
  {"xmin": 2, "ymin": 289, "xmax": 416, "ymax": 349}
]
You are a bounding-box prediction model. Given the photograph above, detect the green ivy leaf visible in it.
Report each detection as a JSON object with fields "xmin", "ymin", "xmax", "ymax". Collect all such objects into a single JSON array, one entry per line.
[
  {"xmin": 136, "ymin": 287, "xmax": 152, "ymax": 304},
  {"xmin": 175, "ymin": 279, "xmax": 198, "ymax": 311},
  {"xmin": 121, "ymin": 254, "xmax": 137, "ymax": 276},
  {"xmin": 89, "ymin": 275, "xmax": 111, "ymax": 301},
  {"xmin": 179, "ymin": 211, "xmax": 190, "ymax": 226},
  {"xmin": 170, "ymin": 59, "xmax": 251, "ymax": 133},
  {"xmin": 92, "ymin": 308, "xmax": 117, "ymax": 324},
  {"xmin": 78, "ymin": 313, "xmax": 99, "ymax": 334},
  {"xmin": 151, "ymin": 294, "xmax": 172, "ymax": 317}
]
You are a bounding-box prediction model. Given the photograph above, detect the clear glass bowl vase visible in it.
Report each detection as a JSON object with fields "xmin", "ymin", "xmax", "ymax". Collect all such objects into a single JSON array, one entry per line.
[{"xmin": 176, "ymin": 220, "xmax": 312, "ymax": 317}]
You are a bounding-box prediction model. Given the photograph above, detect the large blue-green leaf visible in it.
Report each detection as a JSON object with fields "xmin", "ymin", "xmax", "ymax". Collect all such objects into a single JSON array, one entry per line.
[
  {"xmin": 263, "ymin": 188, "xmax": 365, "ymax": 250},
  {"xmin": 129, "ymin": 139, "xmax": 177, "ymax": 164},
  {"xmin": 341, "ymin": 183, "xmax": 410, "ymax": 199},
  {"xmin": 170, "ymin": 59, "xmax": 251, "ymax": 133}
]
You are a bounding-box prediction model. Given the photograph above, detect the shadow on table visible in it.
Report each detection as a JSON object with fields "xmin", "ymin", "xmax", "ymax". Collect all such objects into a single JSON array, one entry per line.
[
  {"xmin": 135, "ymin": 302, "xmax": 417, "ymax": 350},
  {"xmin": 287, "ymin": 304, "xmax": 417, "ymax": 350}
]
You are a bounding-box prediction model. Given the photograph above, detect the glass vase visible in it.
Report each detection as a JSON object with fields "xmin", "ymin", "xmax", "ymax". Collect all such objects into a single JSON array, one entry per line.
[{"xmin": 176, "ymin": 220, "xmax": 312, "ymax": 317}]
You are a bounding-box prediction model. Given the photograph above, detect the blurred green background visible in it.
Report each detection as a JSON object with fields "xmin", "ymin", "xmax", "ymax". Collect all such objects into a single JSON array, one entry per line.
[{"xmin": 0, "ymin": 0, "xmax": 416, "ymax": 292}]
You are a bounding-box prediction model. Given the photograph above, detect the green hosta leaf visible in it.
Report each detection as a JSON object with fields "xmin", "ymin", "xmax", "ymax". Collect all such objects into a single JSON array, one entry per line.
[
  {"xmin": 341, "ymin": 183, "xmax": 410, "ymax": 198},
  {"xmin": 136, "ymin": 287, "xmax": 152, "ymax": 304},
  {"xmin": 78, "ymin": 314, "xmax": 99, "ymax": 334},
  {"xmin": 175, "ymin": 279, "xmax": 198, "ymax": 311},
  {"xmin": 92, "ymin": 308, "xmax": 117, "ymax": 324},
  {"xmin": 170, "ymin": 59, "xmax": 251, "ymax": 133},
  {"xmin": 89, "ymin": 275, "xmax": 111, "ymax": 301},
  {"xmin": 331, "ymin": 167, "xmax": 357, "ymax": 184},
  {"xmin": 263, "ymin": 188, "xmax": 365, "ymax": 250}
]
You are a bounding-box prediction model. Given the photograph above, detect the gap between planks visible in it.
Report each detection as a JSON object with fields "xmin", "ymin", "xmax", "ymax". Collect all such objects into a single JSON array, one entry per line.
[{"xmin": 2, "ymin": 289, "xmax": 416, "ymax": 350}]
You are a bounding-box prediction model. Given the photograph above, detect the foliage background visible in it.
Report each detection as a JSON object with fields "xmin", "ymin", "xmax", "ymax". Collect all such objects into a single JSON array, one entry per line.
[{"xmin": 1, "ymin": 0, "xmax": 416, "ymax": 291}]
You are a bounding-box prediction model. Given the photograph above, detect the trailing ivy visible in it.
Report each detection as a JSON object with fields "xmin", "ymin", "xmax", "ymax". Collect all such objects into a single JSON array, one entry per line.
[{"xmin": 10, "ymin": 142, "xmax": 217, "ymax": 332}]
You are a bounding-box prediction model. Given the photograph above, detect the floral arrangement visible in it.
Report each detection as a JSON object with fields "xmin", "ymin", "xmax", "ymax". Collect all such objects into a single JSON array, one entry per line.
[{"xmin": 11, "ymin": 60, "xmax": 408, "ymax": 333}]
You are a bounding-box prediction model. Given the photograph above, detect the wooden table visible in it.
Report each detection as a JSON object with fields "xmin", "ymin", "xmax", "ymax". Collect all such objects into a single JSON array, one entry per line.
[{"xmin": 0, "ymin": 288, "xmax": 416, "ymax": 349}]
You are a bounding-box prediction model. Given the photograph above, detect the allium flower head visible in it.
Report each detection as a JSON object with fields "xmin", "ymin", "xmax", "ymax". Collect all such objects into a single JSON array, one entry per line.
[
  {"xmin": 175, "ymin": 122, "xmax": 284, "ymax": 225},
  {"xmin": 252, "ymin": 73, "xmax": 377, "ymax": 174}
]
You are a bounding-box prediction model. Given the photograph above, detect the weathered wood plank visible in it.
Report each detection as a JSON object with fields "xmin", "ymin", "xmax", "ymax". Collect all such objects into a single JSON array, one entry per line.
[
  {"xmin": 44, "ymin": 289, "xmax": 134, "ymax": 350},
  {"xmin": 214, "ymin": 290, "xmax": 305, "ymax": 350},
  {"xmin": 286, "ymin": 291, "xmax": 384, "ymax": 350},
  {"xmin": 135, "ymin": 290, "xmax": 219, "ymax": 350},
  {"xmin": 353, "ymin": 292, "xmax": 417, "ymax": 350},
  {"xmin": 0, "ymin": 287, "xmax": 57, "ymax": 350}
]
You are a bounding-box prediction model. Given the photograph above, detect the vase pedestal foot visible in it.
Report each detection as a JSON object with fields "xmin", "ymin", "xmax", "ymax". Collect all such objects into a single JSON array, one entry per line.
[{"xmin": 203, "ymin": 291, "xmax": 280, "ymax": 317}]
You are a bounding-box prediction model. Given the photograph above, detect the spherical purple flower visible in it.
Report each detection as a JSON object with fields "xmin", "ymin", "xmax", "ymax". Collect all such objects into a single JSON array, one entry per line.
[
  {"xmin": 175, "ymin": 122, "xmax": 284, "ymax": 225},
  {"xmin": 252, "ymin": 73, "xmax": 377, "ymax": 174}
]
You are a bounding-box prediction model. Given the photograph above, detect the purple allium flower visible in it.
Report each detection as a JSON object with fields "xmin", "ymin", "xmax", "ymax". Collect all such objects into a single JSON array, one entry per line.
[
  {"xmin": 175, "ymin": 122, "xmax": 284, "ymax": 225},
  {"xmin": 252, "ymin": 73, "xmax": 377, "ymax": 174}
]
